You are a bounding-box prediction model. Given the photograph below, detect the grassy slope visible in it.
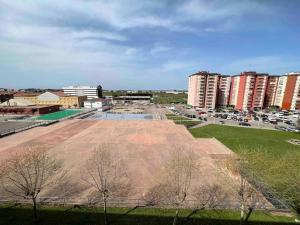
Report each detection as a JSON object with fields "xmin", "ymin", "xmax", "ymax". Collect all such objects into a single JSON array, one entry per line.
[
  {"xmin": 0, "ymin": 205, "xmax": 295, "ymax": 225},
  {"xmin": 189, "ymin": 125, "xmax": 300, "ymax": 211},
  {"xmin": 189, "ymin": 124, "xmax": 300, "ymax": 156}
]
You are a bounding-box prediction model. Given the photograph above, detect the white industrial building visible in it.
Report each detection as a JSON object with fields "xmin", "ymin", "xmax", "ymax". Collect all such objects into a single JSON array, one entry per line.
[
  {"xmin": 83, "ymin": 99, "xmax": 111, "ymax": 111},
  {"xmin": 63, "ymin": 85, "xmax": 102, "ymax": 100}
]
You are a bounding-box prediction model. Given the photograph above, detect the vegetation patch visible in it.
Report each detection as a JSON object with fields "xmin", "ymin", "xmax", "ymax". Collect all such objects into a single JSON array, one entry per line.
[
  {"xmin": 189, "ymin": 125, "xmax": 300, "ymax": 214},
  {"xmin": 0, "ymin": 205, "xmax": 295, "ymax": 225}
]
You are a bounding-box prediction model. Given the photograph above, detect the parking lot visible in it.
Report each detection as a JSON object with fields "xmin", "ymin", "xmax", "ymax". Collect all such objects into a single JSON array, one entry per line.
[{"xmin": 167, "ymin": 105, "xmax": 300, "ymax": 132}]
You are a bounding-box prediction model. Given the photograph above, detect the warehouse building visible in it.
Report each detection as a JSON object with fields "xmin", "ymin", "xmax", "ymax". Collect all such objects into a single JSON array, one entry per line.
[{"xmin": 14, "ymin": 91, "xmax": 87, "ymax": 108}]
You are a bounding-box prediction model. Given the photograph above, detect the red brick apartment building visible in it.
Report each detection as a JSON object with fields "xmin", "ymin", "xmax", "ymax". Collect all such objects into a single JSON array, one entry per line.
[{"xmin": 228, "ymin": 72, "xmax": 268, "ymax": 110}]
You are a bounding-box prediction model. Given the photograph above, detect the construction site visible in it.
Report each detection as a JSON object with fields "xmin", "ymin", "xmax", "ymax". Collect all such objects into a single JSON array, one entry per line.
[{"xmin": 0, "ymin": 115, "xmax": 247, "ymax": 206}]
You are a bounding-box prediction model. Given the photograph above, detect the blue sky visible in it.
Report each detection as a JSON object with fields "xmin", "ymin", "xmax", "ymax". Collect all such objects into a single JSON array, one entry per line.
[{"xmin": 0, "ymin": 0, "xmax": 300, "ymax": 90}]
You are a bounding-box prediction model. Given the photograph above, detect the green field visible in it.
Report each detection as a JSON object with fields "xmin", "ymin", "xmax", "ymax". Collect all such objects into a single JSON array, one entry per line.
[
  {"xmin": 166, "ymin": 114, "xmax": 201, "ymax": 127},
  {"xmin": 166, "ymin": 114, "xmax": 192, "ymax": 120},
  {"xmin": 0, "ymin": 205, "xmax": 296, "ymax": 225},
  {"xmin": 189, "ymin": 125, "xmax": 300, "ymax": 213},
  {"xmin": 103, "ymin": 91, "xmax": 187, "ymax": 104},
  {"xmin": 36, "ymin": 109, "xmax": 82, "ymax": 121},
  {"xmin": 189, "ymin": 125, "xmax": 300, "ymax": 154},
  {"xmin": 153, "ymin": 92, "xmax": 187, "ymax": 104}
]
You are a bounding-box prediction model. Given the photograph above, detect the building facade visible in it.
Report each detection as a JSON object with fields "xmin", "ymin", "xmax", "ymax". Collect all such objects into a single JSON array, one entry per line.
[
  {"xmin": 63, "ymin": 85, "xmax": 102, "ymax": 100},
  {"xmin": 14, "ymin": 92, "xmax": 87, "ymax": 108},
  {"xmin": 273, "ymin": 76, "xmax": 287, "ymax": 108},
  {"xmin": 187, "ymin": 71, "xmax": 220, "ymax": 109},
  {"xmin": 0, "ymin": 105, "xmax": 60, "ymax": 115},
  {"xmin": 228, "ymin": 72, "xmax": 268, "ymax": 110},
  {"xmin": 84, "ymin": 98, "xmax": 111, "ymax": 111},
  {"xmin": 188, "ymin": 70, "xmax": 300, "ymax": 111},
  {"xmin": 217, "ymin": 76, "xmax": 231, "ymax": 107},
  {"xmin": 281, "ymin": 72, "xmax": 300, "ymax": 110},
  {"xmin": 265, "ymin": 76, "xmax": 280, "ymax": 107}
]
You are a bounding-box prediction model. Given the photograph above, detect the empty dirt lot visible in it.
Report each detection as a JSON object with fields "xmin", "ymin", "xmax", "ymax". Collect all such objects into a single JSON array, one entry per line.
[{"xmin": 0, "ymin": 119, "xmax": 241, "ymax": 205}]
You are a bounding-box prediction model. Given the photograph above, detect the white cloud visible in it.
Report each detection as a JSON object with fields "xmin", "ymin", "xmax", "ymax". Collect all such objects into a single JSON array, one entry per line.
[
  {"xmin": 150, "ymin": 42, "xmax": 172, "ymax": 55},
  {"xmin": 162, "ymin": 60, "xmax": 200, "ymax": 72}
]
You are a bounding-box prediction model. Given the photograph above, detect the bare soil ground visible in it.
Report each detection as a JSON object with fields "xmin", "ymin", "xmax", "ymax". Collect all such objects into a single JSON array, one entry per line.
[{"xmin": 0, "ymin": 119, "xmax": 240, "ymax": 205}]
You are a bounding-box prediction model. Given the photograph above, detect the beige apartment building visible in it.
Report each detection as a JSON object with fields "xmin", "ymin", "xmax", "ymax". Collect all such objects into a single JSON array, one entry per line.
[
  {"xmin": 187, "ymin": 71, "xmax": 219, "ymax": 109},
  {"xmin": 217, "ymin": 76, "xmax": 231, "ymax": 107},
  {"xmin": 265, "ymin": 76, "xmax": 280, "ymax": 107},
  {"xmin": 14, "ymin": 91, "xmax": 87, "ymax": 108},
  {"xmin": 228, "ymin": 75, "xmax": 240, "ymax": 107},
  {"xmin": 273, "ymin": 75, "xmax": 287, "ymax": 108}
]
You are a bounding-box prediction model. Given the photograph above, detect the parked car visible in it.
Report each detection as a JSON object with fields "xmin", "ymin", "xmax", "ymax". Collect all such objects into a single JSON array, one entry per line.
[
  {"xmin": 239, "ymin": 122, "xmax": 251, "ymax": 126},
  {"xmin": 221, "ymin": 114, "xmax": 228, "ymax": 119},
  {"xmin": 275, "ymin": 126, "xmax": 287, "ymax": 131},
  {"xmin": 270, "ymin": 120, "xmax": 278, "ymax": 125}
]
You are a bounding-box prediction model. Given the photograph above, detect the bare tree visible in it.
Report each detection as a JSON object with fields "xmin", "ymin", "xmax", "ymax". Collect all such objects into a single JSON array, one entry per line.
[
  {"xmin": 226, "ymin": 155, "xmax": 265, "ymax": 225},
  {"xmin": 146, "ymin": 146, "xmax": 196, "ymax": 225},
  {"xmin": 178, "ymin": 184, "xmax": 229, "ymax": 225},
  {"xmin": 83, "ymin": 144, "xmax": 130, "ymax": 225},
  {"xmin": 0, "ymin": 146, "xmax": 62, "ymax": 223}
]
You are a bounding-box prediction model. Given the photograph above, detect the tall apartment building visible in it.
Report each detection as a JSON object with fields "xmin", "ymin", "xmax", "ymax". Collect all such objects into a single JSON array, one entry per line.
[
  {"xmin": 273, "ymin": 75, "xmax": 287, "ymax": 107},
  {"xmin": 63, "ymin": 85, "xmax": 103, "ymax": 100},
  {"xmin": 252, "ymin": 73, "xmax": 269, "ymax": 109},
  {"xmin": 187, "ymin": 71, "xmax": 219, "ymax": 109},
  {"xmin": 217, "ymin": 76, "xmax": 231, "ymax": 107},
  {"xmin": 281, "ymin": 72, "xmax": 300, "ymax": 110},
  {"xmin": 188, "ymin": 70, "xmax": 300, "ymax": 111},
  {"xmin": 265, "ymin": 76, "xmax": 280, "ymax": 107},
  {"xmin": 228, "ymin": 75, "xmax": 240, "ymax": 107},
  {"xmin": 228, "ymin": 72, "xmax": 268, "ymax": 110}
]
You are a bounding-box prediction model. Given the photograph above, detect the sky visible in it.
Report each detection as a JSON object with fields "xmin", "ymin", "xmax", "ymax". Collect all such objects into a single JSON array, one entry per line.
[{"xmin": 0, "ymin": 0, "xmax": 300, "ymax": 90}]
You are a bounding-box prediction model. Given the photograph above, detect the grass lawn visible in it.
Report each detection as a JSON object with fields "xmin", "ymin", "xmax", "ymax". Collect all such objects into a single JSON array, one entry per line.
[
  {"xmin": 174, "ymin": 120, "xmax": 201, "ymax": 126},
  {"xmin": 0, "ymin": 204, "xmax": 296, "ymax": 225},
  {"xmin": 189, "ymin": 124, "xmax": 300, "ymax": 156},
  {"xmin": 189, "ymin": 124, "xmax": 300, "ymax": 212},
  {"xmin": 166, "ymin": 114, "xmax": 201, "ymax": 127},
  {"xmin": 166, "ymin": 115, "xmax": 192, "ymax": 120},
  {"xmin": 36, "ymin": 109, "xmax": 82, "ymax": 121}
]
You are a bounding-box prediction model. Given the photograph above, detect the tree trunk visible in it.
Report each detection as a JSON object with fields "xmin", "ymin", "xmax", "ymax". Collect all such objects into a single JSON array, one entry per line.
[
  {"xmin": 244, "ymin": 208, "xmax": 253, "ymax": 223},
  {"xmin": 103, "ymin": 197, "xmax": 108, "ymax": 225},
  {"xmin": 240, "ymin": 203, "xmax": 244, "ymax": 225},
  {"xmin": 32, "ymin": 197, "xmax": 38, "ymax": 224},
  {"xmin": 172, "ymin": 208, "xmax": 179, "ymax": 225}
]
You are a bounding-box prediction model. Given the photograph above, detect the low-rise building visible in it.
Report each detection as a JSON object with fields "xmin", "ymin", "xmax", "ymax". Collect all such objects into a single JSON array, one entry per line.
[
  {"xmin": 0, "ymin": 105, "xmax": 60, "ymax": 115},
  {"xmin": 113, "ymin": 93, "xmax": 152, "ymax": 104},
  {"xmin": 14, "ymin": 91, "xmax": 87, "ymax": 108},
  {"xmin": 63, "ymin": 85, "xmax": 103, "ymax": 99},
  {"xmin": 84, "ymin": 98, "xmax": 111, "ymax": 111}
]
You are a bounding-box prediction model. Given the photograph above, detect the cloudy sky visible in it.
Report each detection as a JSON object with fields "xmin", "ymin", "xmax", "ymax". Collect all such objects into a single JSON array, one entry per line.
[{"xmin": 1, "ymin": 0, "xmax": 300, "ymax": 89}]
